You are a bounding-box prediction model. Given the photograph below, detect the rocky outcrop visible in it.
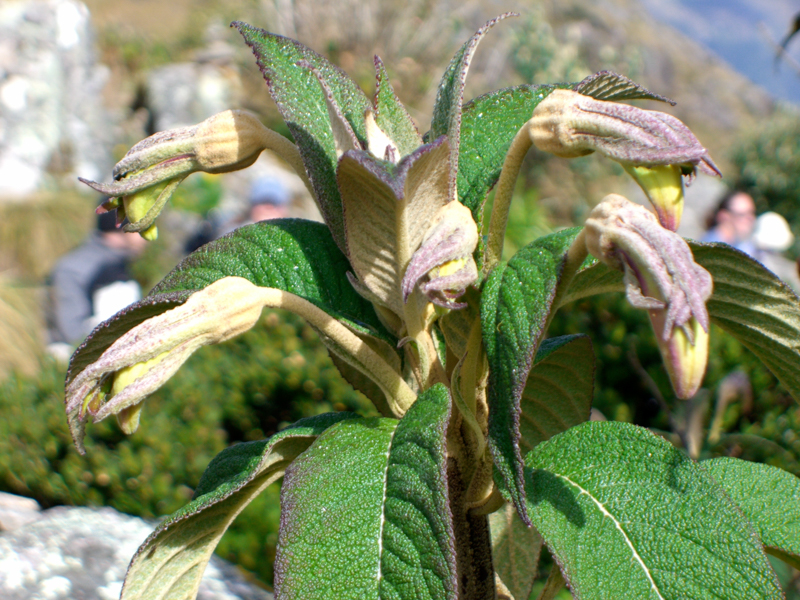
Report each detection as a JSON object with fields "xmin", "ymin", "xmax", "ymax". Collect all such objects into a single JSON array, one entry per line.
[
  {"xmin": 0, "ymin": 501, "xmax": 273, "ymax": 600},
  {"xmin": 0, "ymin": 0, "xmax": 113, "ymax": 198}
]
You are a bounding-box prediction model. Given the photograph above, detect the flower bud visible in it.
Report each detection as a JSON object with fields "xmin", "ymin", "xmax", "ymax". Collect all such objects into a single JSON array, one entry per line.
[
  {"xmin": 584, "ymin": 194, "xmax": 713, "ymax": 398},
  {"xmin": 528, "ymin": 89, "xmax": 720, "ymax": 230},
  {"xmin": 650, "ymin": 312, "xmax": 709, "ymax": 400},
  {"xmin": 81, "ymin": 110, "xmax": 280, "ymax": 238},
  {"xmin": 66, "ymin": 277, "xmax": 273, "ymax": 449},
  {"xmin": 401, "ymin": 201, "xmax": 479, "ymax": 308}
]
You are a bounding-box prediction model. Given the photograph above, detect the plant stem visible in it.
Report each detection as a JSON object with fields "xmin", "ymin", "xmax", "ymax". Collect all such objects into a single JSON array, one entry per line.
[
  {"xmin": 483, "ymin": 124, "xmax": 532, "ymax": 274},
  {"xmin": 536, "ymin": 565, "xmax": 566, "ymax": 600}
]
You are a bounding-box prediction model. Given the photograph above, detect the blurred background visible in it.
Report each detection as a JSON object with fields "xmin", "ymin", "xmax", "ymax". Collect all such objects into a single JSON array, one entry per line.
[{"xmin": 1, "ymin": 0, "xmax": 800, "ymax": 597}]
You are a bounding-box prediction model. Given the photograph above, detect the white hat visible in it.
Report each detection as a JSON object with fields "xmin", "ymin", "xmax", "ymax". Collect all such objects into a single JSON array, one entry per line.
[{"xmin": 753, "ymin": 211, "xmax": 795, "ymax": 251}]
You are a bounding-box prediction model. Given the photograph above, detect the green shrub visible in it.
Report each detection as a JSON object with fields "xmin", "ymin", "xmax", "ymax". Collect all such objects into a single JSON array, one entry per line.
[{"xmin": 0, "ymin": 310, "xmax": 372, "ymax": 585}]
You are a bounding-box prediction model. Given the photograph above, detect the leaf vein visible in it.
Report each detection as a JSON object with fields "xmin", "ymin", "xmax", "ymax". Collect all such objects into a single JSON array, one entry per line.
[{"xmin": 555, "ymin": 472, "xmax": 665, "ymax": 600}]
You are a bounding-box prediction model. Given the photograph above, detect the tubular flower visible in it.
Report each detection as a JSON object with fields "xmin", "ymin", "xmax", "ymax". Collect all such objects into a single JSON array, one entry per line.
[
  {"xmin": 65, "ymin": 277, "xmax": 275, "ymax": 450},
  {"xmin": 80, "ymin": 110, "xmax": 307, "ymax": 239},
  {"xmin": 401, "ymin": 201, "xmax": 479, "ymax": 308},
  {"xmin": 584, "ymin": 194, "xmax": 713, "ymax": 398},
  {"xmin": 528, "ymin": 89, "xmax": 721, "ymax": 231}
]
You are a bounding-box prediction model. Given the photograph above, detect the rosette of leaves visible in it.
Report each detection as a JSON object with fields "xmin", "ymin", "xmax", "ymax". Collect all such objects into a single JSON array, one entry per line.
[{"xmin": 64, "ymin": 14, "xmax": 800, "ymax": 600}]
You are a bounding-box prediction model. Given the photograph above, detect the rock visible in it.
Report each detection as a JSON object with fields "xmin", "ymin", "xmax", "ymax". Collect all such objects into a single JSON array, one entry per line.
[
  {"xmin": 0, "ymin": 492, "xmax": 41, "ymax": 532},
  {"xmin": 0, "ymin": 505, "xmax": 273, "ymax": 600},
  {"xmin": 145, "ymin": 23, "xmax": 242, "ymax": 131},
  {"xmin": 0, "ymin": 0, "xmax": 113, "ymax": 199}
]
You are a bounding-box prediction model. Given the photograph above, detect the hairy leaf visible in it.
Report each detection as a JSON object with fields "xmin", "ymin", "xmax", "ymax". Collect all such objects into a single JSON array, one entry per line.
[
  {"xmin": 68, "ymin": 219, "xmax": 395, "ymax": 393},
  {"xmin": 526, "ymin": 422, "xmax": 783, "ymax": 600},
  {"xmin": 704, "ymin": 457, "xmax": 800, "ymax": 569},
  {"xmin": 489, "ymin": 502, "xmax": 543, "ymax": 600},
  {"xmin": 233, "ymin": 22, "xmax": 371, "ymax": 251},
  {"xmin": 429, "ymin": 13, "xmax": 517, "ymax": 197},
  {"xmin": 519, "ymin": 334, "xmax": 594, "ymax": 456},
  {"xmin": 481, "ymin": 228, "xmax": 582, "ymax": 523},
  {"xmin": 339, "ymin": 139, "xmax": 450, "ymax": 317},
  {"xmin": 120, "ymin": 412, "xmax": 355, "ymax": 600},
  {"xmin": 373, "ymin": 56, "xmax": 422, "ymax": 157},
  {"xmin": 458, "ymin": 84, "xmax": 556, "ymax": 222},
  {"xmin": 561, "ymin": 241, "xmax": 800, "ymax": 403},
  {"xmin": 275, "ymin": 385, "xmax": 455, "ymax": 600},
  {"xmin": 573, "ymin": 70, "xmax": 675, "ymax": 105}
]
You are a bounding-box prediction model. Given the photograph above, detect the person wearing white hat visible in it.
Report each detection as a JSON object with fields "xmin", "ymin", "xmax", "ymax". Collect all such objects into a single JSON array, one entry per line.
[{"xmin": 752, "ymin": 211, "xmax": 800, "ymax": 291}]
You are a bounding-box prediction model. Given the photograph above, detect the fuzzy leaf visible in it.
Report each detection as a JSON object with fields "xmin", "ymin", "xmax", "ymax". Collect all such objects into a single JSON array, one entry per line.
[
  {"xmin": 458, "ymin": 84, "xmax": 556, "ymax": 222},
  {"xmin": 519, "ymin": 334, "xmax": 594, "ymax": 456},
  {"xmin": 373, "ymin": 56, "xmax": 422, "ymax": 157},
  {"xmin": 489, "ymin": 502, "xmax": 543, "ymax": 600},
  {"xmin": 574, "ymin": 70, "xmax": 676, "ymax": 105},
  {"xmin": 233, "ymin": 22, "xmax": 372, "ymax": 251},
  {"xmin": 429, "ymin": 13, "xmax": 517, "ymax": 197},
  {"xmin": 704, "ymin": 457, "xmax": 800, "ymax": 569},
  {"xmin": 561, "ymin": 241, "xmax": 800, "ymax": 403},
  {"xmin": 275, "ymin": 385, "xmax": 455, "ymax": 600},
  {"xmin": 120, "ymin": 412, "xmax": 355, "ymax": 600},
  {"xmin": 526, "ymin": 422, "xmax": 783, "ymax": 600},
  {"xmin": 68, "ymin": 219, "xmax": 395, "ymax": 394},
  {"xmin": 481, "ymin": 229, "xmax": 582, "ymax": 523},
  {"xmin": 339, "ymin": 139, "xmax": 450, "ymax": 317}
]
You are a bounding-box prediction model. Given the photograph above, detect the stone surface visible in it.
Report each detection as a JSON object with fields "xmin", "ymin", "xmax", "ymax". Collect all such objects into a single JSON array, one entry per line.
[
  {"xmin": 0, "ymin": 505, "xmax": 273, "ymax": 600},
  {"xmin": 0, "ymin": 0, "xmax": 113, "ymax": 198},
  {"xmin": 0, "ymin": 491, "xmax": 41, "ymax": 532}
]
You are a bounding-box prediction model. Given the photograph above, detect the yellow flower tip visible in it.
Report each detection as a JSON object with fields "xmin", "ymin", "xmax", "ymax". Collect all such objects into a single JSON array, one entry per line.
[
  {"xmin": 116, "ymin": 403, "xmax": 144, "ymax": 435},
  {"xmin": 141, "ymin": 225, "xmax": 158, "ymax": 241},
  {"xmin": 625, "ymin": 164, "xmax": 684, "ymax": 232},
  {"xmin": 111, "ymin": 351, "xmax": 171, "ymax": 396},
  {"xmin": 431, "ymin": 257, "xmax": 469, "ymax": 279},
  {"xmin": 653, "ymin": 315, "xmax": 709, "ymax": 399}
]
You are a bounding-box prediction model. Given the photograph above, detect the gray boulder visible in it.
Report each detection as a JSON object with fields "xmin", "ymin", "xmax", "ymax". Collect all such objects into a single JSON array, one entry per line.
[
  {"xmin": 0, "ymin": 504, "xmax": 273, "ymax": 600},
  {"xmin": 0, "ymin": 0, "xmax": 112, "ymax": 198}
]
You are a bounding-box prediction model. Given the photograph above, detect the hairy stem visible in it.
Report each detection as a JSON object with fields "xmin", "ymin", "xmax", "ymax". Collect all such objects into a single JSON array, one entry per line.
[
  {"xmin": 255, "ymin": 125, "xmax": 315, "ymax": 197},
  {"xmin": 275, "ymin": 289, "xmax": 417, "ymax": 416},
  {"xmin": 484, "ymin": 124, "xmax": 533, "ymax": 273}
]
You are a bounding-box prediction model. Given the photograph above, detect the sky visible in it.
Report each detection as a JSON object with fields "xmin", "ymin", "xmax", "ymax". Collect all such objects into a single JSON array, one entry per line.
[{"xmin": 640, "ymin": 0, "xmax": 800, "ymax": 104}]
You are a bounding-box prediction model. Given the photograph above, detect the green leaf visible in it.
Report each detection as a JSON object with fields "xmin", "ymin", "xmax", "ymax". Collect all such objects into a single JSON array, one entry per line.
[
  {"xmin": 458, "ymin": 84, "xmax": 556, "ymax": 222},
  {"xmin": 561, "ymin": 241, "xmax": 800, "ymax": 403},
  {"xmin": 68, "ymin": 219, "xmax": 395, "ymax": 386},
  {"xmin": 519, "ymin": 334, "xmax": 594, "ymax": 456},
  {"xmin": 428, "ymin": 13, "xmax": 517, "ymax": 197},
  {"xmin": 703, "ymin": 457, "xmax": 800, "ymax": 569},
  {"xmin": 481, "ymin": 228, "xmax": 582, "ymax": 523},
  {"xmin": 233, "ymin": 22, "xmax": 372, "ymax": 251},
  {"xmin": 525, "ymin": 422, "xmax": 783, "ymax": 600},
  {"xmin": 120, "ymin": 412, "xmax": 355, "ymax": 600},
  {"xmin": 573, "ymin": 70, "xmax": 676, "ymax": 105},
  {"xmin": 275, "ymin": 384, "xmax": 456, "ymax": 600},
  {"xmin": 373, "ymin": 56, "xmax": 422, "ymax": 157},
  {"xmin": 489, "ymin": 502, "xmax": 543, "ymax": 600}
]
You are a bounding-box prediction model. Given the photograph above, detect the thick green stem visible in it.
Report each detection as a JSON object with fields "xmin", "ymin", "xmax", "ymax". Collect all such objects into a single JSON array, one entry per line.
[{"xmin": 483, "ymin": 124, "xmax": 533, "ymax": 273}]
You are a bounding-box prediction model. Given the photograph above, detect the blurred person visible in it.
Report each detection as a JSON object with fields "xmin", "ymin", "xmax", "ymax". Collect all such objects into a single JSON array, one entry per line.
[
  {"xmin": 47, "ymin": 206, "xmax": 147, "ymax": 358},
  {"xmin": 220, "ymin": 176, "xmax": 292, "ymax": 235},
  {"xmin": 702, "ymin": 190, "xmax": 759, "ymax": 258},
  {"xmin": 752, "ymin": 211, "xmax": 800, "ymax": 291},
  {"xmin": 187, "ymin": 176, "xmax": 292, "ymax": 251}
]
